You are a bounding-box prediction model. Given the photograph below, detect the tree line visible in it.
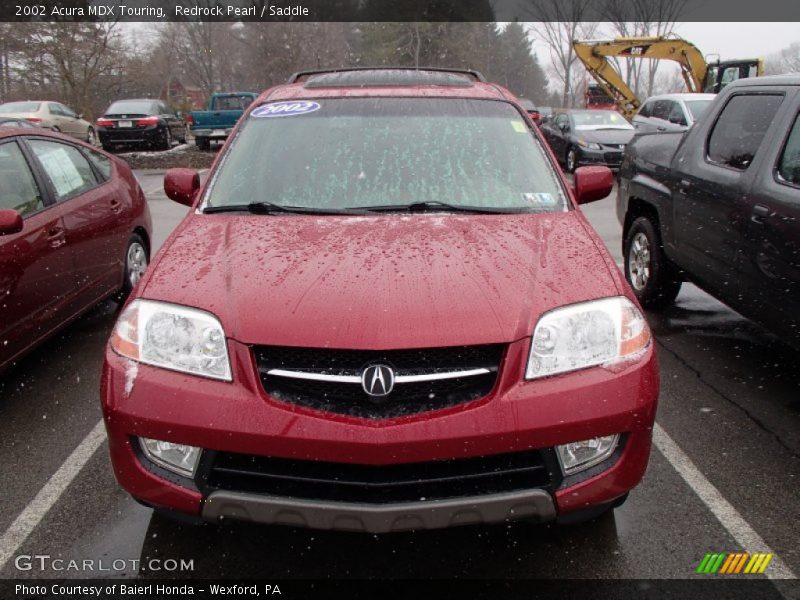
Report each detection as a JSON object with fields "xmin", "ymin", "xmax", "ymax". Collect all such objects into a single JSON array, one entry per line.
[
  {"xmin": 1, "ymin": 17, "xmax": 797, "ymax": 121},
  {"xmin": 0, "ymin": 22, "xmax": 555, "ymax": 120}
]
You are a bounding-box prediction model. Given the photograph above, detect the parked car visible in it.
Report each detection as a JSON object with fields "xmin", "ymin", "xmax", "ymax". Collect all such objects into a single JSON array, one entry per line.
[
  {"xmin": 518, "ymin": 98, "xmax": 542, "ymax": 125},
  {"xmin": 102, "ymin": 67, "xmax": 657, "ymax": 532},
  {"xmin": 0, "ymin": 117, "xmax": 38, "ymax": 128},
  {"xmin": 618, "ymin": 75, "xmax": 800, "ymax": 349},
  {"xmin": 0, "ymin": 128, "xmax": 152, "ymax": 372},
  {"xmin": 540, "ymin": 109, "xmax": 635, "ymax": 172},
  {"xmin": 187, "ymin": 92, "xmax": 258, "ymax": 150},
  {"xmin": 0, "ymin": 101, "xmax": 96, "ymax": 143},
  {"xmin": 632, "ymin": 93, "xmax": 715, "ymax": 134},
  {"xmin": 96, "ymin": 99, "xmax": 186, "ymax": 152}
]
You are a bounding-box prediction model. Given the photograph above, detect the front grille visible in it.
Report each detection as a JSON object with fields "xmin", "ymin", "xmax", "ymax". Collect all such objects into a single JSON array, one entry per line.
[
  {"xmin": 198, "ymin": 449, "xmax": 560, "ymax": 504},
  {"xmin": 254, "ymin": 345, "xmax": 505, "ymax": 419},
  {"xmin": 603, "ymin": 151, "xmax": 623, "ymax": 165}
]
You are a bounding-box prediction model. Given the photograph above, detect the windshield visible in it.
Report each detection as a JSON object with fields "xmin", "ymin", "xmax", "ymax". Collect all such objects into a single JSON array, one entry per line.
[
  {"xmin": 571, "ymin": 110, "xmax": 632, "ymax": 131},
  {"xmin": 0, "ymin": 102, "xmax": 40, "ymax": 113},
  {"xmin": 204, "ymin": 98, "xmax": 567, "ymax": 213},
  {"xmin": 684, "ymin": 99, "xmax": 712, "ymax": 122},
  {"xmin": 105, "ymin": 100, "xmax": 156, "ymax": 115}
]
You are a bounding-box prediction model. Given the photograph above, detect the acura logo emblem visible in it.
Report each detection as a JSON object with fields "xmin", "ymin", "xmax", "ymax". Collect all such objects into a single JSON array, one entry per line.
[{"xmin": 361, "ymin": 364, "xmax": 395, "ymax": 397}]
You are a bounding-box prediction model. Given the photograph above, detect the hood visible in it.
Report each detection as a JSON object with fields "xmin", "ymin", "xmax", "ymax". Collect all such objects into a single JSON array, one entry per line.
[
  {"xmin": 143, "ymin": 212, "xmax": 619, "ymax": 349},
  {"xmin": 574, "ymin": 128, "xmax": 635, "ymax": 145}
]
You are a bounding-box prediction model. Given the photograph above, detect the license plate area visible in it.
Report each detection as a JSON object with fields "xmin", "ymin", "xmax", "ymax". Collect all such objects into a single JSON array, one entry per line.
[{"xmin": 118, "ymin": 120, "xmax": 133, "ymax": 128}]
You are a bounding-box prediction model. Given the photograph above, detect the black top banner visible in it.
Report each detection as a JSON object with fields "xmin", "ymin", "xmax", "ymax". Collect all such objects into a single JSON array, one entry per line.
[{"xmin": 3, "ymin": 0, "xmax": 800, "ymax": 22}]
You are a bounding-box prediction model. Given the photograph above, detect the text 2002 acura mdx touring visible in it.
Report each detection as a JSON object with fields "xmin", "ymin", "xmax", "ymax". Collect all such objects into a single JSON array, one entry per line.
[{"xmin": 102, "ymin": 69, "xmax": 658, "ymax": 532}]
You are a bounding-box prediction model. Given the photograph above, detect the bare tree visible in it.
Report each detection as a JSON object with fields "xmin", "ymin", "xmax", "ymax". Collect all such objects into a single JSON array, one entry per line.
[
  {"xmin": 765, "ymin": 41, "xmax": 800, "ymax": 75},
  {"xmin": 528, "ymin": 0, "xmax": 597, "ymax": 107},
  {"xmin": 602, "ymin": 0, "xmax": 687, "ymax": 99},
  {"xmin": 13, "ymin": 22, "xmax": 126, "ymax": 119}
]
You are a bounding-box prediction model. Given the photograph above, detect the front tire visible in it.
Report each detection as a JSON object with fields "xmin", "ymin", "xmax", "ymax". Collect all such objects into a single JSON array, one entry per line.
[
  {"xmin": 565, "ymin": 147, "xmax": 578, "ymax": 173},
  {"xmin": 86, "ymin": 127, "xmax": 96, "ymax": 145},
  {"xmin": 117, "ymin": 234, "xmax": 149, "ymax": 302},
  {"xmin": 624, "ymin": 216, "xmax": 682, "ymax": 308}
]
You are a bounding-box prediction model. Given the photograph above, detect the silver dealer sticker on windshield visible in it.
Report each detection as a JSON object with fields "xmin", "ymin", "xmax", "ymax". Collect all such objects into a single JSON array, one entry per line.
[
  {"xmin": 522, "ymin": 193, "xmax": 557, "ymax": 206},
  {"xmin": 251, "ymin": 101, "xmax": 321, "ymax": 118}
]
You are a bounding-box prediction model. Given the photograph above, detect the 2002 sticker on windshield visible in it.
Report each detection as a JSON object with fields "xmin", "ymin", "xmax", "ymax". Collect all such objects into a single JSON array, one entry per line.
[{"xmin": 251, "ymin": 101, "xmax": 321, "ymax": 118}]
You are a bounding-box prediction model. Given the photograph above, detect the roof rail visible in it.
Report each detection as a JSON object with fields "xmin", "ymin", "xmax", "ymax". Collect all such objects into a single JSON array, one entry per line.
[{"xmin": 287, "ymin": 67, "xmax": 486, "ymax": 84}]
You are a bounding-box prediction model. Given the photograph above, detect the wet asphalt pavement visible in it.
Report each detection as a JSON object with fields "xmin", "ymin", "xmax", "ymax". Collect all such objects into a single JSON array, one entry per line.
[{"xmin": 0, "ymin": 171, "xmax": 798, "ymax": 589}]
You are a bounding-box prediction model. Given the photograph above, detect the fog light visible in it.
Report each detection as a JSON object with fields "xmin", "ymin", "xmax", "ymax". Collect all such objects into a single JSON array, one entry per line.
[
  {"xmin": 556, "ymin": 434, "xmax": 619, "ymax": 475},
  {"xmin": 139, "ymin": 437, "xmax": 201, "ymax": 477}
]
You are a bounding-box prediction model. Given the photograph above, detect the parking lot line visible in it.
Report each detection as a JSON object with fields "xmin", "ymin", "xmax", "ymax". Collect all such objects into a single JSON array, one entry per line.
[
  {"xmin": 653, "ymin": 423, "xmax": 796, "ymax": 581},
  {"xmin": 0, "ymin": 419, "xmax": 106, "ymax": 571}
]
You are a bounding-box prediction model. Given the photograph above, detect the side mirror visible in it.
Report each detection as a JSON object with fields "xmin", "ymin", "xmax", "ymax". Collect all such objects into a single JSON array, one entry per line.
[
  {"xmin": 0, "ymin": 208, "xmax": 23, "ymax": 235},
  {"xmin": 574, "ymin": 166, "xmax": 614, "ymax": 205},
  {"xmin": 164, "ymin": 168, "xmax": 200, "ymax": 207}
]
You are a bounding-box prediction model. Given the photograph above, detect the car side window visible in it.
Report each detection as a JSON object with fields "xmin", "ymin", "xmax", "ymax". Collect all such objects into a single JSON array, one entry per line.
[
  {"xmin": 777, "ymin": 112, "xmax": 800, "ymax": 187},
  {"xmin": 638, "ymin": 102, "xmax": 652, "ymax": 118},
  {"xmin": 668, "ymin": 102, "xmax": 687, "ymax": 126},
  {"xmin": 61, "ymin": 105, "xmax": 77, "ymax": 118},
  {"xmin": 27, "ymin": 139, "xmax": 98, "ymax": 201},
  {"xmin": 555, "ymin": 114, "xmax": 569, "ymax": 129},
  {"xmin": 85, "ymin": 149, "xmax": 113, "ymax": 181},
  {"xmin": 651, "ymin": 100, "xmax": 670, "ymax": 121},
  {"xmin": 707, "ymin": 94, "xmax": 783, "ymax": 170},
  {"xmin": 0, "ymin": 141, "xmax": 44, "ymax": 216}
]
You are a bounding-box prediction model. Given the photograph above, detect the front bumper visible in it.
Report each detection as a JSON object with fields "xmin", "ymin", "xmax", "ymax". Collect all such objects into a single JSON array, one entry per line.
[
  {"xmin": 202, "ymin": 489, "xmax": 556, "ymax": 533},
  {"xmin": 102, "ymin": 337, "xmax": 658, "ymax": 531},
  {"xmin": 575, "ymin": 146, "xmax": 625, "ymax": 169}
]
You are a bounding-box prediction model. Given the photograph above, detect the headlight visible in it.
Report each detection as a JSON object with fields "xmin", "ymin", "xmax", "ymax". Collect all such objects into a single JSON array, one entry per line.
[
  {"xmin": 576, "ymin": 139, "xmax": 602, "ymax": 150},
  {"xmin": 110, "ymin": 299, "xmax": 232, "ymax": 381},
  {"xmin": 526, "ymin": 297, "xmax": 650, "ymax": 379}
]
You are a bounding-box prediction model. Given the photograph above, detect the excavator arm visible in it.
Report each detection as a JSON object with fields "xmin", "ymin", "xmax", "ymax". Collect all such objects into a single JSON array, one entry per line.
[{"xmin": 573, "ymin": 36, "xmax": 709, "ymax": 120}]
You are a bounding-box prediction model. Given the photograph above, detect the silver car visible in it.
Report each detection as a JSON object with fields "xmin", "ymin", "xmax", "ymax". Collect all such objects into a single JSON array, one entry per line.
[
  {"xmin": 632, "ymin": 93, "xmax": 716, "ymax": 134},
  {"xmin": 0, "ymin": 101, "xmax": 95, "ymax": 144}
]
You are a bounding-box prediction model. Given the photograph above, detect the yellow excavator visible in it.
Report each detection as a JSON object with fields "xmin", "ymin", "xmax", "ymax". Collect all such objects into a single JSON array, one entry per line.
[{"xmin": 573, "ymin": 35, "xmax": 763, "ymax": 119}]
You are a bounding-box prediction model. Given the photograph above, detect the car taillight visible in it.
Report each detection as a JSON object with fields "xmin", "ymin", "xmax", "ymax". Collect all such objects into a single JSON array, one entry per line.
[
  {"xmin": 26, "ymin": 117, "xmax": 42, "ymax": 124},
  {"xmin": 185, "ymin": 114, "xmax": 193, "ymax": 125},
  {"xmin": 136, "ymin": 116, "xmax": 159, "ymax": 126},
  {"xmin": 96, "ymin": 118, "xmax": 113, "ymax": 127}
]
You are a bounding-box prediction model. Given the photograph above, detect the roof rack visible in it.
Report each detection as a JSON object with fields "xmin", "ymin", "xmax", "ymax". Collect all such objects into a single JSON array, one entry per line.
[{"xmin": 287, "ymin": 67, "xmax": 486, "ymax": 84}]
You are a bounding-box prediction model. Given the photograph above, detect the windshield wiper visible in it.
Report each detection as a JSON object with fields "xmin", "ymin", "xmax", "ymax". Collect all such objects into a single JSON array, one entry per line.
[
  {"xmin": 204, "ymin": 202, "xmax": 362, "ymax": 215},
  {"xmin": 356, "ymin": 201, "xmax": 515, "ymax": 214}
]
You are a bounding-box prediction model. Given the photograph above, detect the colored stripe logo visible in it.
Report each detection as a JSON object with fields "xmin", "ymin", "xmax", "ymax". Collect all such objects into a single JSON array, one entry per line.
[{"xmin": 697, "ymin": 552, "xmax": 773, "ymax": 574}]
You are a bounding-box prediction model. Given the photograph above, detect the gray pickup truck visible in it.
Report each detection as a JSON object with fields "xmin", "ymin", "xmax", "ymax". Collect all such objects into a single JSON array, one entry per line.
[
  {"xmin": 617, "ymin": 75, "xmax": 800, "ymax": 349},
  {"xmin": 188, "ymin": 92, "xmax": 257, "ymax": 150}
]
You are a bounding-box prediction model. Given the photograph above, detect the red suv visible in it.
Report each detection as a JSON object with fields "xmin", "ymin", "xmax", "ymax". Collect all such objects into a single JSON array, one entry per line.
[{"xmin": 101, "ymin": 68, "xmax": 658, "ymax": 532}]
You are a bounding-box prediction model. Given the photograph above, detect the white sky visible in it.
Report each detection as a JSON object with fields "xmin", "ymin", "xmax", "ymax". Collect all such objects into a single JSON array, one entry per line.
[
  {"xmin": 529, "ymin": 22, "xmax": 800, "ymax": 62},
  {"xmin": 673, "ymin": 22, "xmax": 799, "ymax": 60}
]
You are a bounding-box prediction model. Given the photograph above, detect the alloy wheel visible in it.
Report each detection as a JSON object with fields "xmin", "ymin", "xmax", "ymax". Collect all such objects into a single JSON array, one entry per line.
[
  {"xmin": 628, "ymin": 232, "xmax": 651, "ymax": 291},
  {"xmin": 127, "ymin": 242, "xmax": 148, "ymax": 287}
]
